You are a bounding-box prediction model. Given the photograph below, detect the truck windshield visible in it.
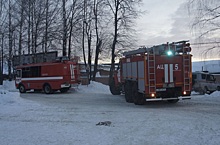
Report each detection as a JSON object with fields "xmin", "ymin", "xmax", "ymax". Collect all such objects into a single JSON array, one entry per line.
[{"xmin": 207, "ymin": 75, "xmax": 215, "ymax": 81}]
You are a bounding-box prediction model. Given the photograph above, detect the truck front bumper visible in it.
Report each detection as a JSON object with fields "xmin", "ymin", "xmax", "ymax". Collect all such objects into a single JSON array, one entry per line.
[{"xmin": 146, "ymin": 96, "xmax": 191, "ymax": 101}]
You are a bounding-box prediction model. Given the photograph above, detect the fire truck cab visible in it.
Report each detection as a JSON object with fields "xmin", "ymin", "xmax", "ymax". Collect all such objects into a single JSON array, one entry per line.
[
  {"xmin": 15, "ymin": 57, "xmax": 80, "ymax": 94},
  {"xmin": 110, "ymin": 41, "xmax": 192, "ymax": 105}
]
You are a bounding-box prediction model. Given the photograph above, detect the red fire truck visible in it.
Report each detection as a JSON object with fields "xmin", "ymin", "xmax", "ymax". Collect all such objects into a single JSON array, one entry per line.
[
  {"xmin": 15, "ymin": 57, "xmax": 80, "ymax": 94},
  {"xmin": 110, "ymin": 41, "xmax": 192, "ymax": 104}
]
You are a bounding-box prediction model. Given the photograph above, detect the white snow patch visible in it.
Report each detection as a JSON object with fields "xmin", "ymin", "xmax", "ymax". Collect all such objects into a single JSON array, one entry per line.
[
  {"xmin": 0, "ymin": 81, "xmax": 20, "ymax": 105},
  {"xmin": 205, "ymin": 91, "xmax": 220, "ymax": 97},
  {"xmin": 77, "ymin": 81, "xmax": 111, "ymax": 94}
]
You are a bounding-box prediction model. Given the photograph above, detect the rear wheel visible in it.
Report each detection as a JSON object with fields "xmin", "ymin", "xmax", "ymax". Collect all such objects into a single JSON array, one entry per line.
[
  {"xmin": 19, "ymin": 84, "xmax": 26, "ymax": 93},
  {"xmin": 109, "ymin": 78, "xmax": 121, "ymax": 95},
  {"xmin": 43, "ymin": 84, "xmax": 53, "ymax": 94},
  {"xmin": 132, "ymin": 83, "xmax": 145, "ymax": 105},
  {"xmin": 204, "ymin": 86, "xmax": 210, "ymax": 94},
  {"xmin": 124, "ymin": 81, "xmax": 133, "ymax": 103},
  {"xmin": 60, "ymin": 88, "xmax": 69, "ymax": 93},
  {"xmin": 199, "ymin": 89, "xmax": 205, "ymax": 95}
]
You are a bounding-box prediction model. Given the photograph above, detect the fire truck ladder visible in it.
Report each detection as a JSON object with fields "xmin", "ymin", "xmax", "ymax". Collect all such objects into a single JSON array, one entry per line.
[
  {"xmin": 147, "ymin": 48, "xmax": 156, "ymax": 94},
  {"xmin": 183, "ymin": 54, "xmax": 191, "ymax": 92}
]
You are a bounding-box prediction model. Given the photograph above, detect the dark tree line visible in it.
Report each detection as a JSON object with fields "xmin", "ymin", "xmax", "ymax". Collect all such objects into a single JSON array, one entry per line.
[{"xmin": 0, "ymin": 0, "xmax": 142, "ymax": 84}]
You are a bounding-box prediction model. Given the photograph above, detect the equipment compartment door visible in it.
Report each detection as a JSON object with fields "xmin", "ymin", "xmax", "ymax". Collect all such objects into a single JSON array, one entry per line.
[{"xmin": 138, "ymin": 61, "xmax": 145, "ymax": 93}]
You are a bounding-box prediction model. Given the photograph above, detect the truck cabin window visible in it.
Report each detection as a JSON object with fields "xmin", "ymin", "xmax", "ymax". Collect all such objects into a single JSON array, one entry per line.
[
  {"xmin": 206, "ymin": 75, "xmax": 215, "ymax": 81},
  {"xmin": 16, "ymin": 70, "xmax": 22, "ymax": 77},
  {"xmin": 192, "ymin": 74, "xmax": 197, "ymax": 79}
]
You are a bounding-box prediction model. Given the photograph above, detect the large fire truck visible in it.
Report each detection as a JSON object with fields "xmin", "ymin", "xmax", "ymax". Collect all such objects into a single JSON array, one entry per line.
[
  {"xmin": 110, "ymin": 41, "xmax": 192, "ymax": 105},
  {"xmin": 15, "ymin": 57, "xmax": 80, "ymax": 94}
]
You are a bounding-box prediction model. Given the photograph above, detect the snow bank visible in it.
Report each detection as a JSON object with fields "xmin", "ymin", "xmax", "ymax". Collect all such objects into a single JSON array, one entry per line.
[
  {"xmin": 192, "ymin": 91, "xmax": 220, "ymax": 97},
  {"xmin": 77, "ymin": 81, "xmax": 111, "ymax": 94},
  {"xmin": 206, "ymin": 91, "xmax": 220, "ymax": 97},
  {"xmin": 0, "ymin": 80, "xmax": 16, "ymax": 91},
  {"xmin": 0, "ymin": 81, "xmax": 20, "ymax": 105}
]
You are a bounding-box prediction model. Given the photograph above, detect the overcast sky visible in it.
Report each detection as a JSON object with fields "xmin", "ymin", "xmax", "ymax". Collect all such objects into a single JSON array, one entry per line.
[{"xmin": 136, "ymin": 0, "xmax": 219, "ymax": 61}]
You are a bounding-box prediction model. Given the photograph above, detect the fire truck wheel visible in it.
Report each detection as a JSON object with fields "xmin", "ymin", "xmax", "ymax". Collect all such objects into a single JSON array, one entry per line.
[
  {"xmin": 109, "ymin": 79, "xmax": 121, "ymax": 95},
  {"xmin": 124, "ymin": 81, "xmax": 133, "ymax": 103},
  {"xmin": 132, "ymin": 83, "xmax": 145, "ymax": 105},
  {"xmin": 204, "ymin": 86, "xmax": 210, "ymax": 94},
  {"xmin": 60, "ymin": 88, "xmax": 69, "ymax": 93},
  {"xmin": 19, "ymin": 84, "xmax": 26, "ymax": 93},
  {"xmin": 43, "ymin": 83, "xmax": 53, "ymax": 94},
  {"xmin": 198, "ymin": 88, "xmax": 205, "ymax": 95}
]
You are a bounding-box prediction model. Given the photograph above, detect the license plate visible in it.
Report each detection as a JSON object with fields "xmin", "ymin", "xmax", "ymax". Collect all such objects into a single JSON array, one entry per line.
[{"xmin": 156, "ymin": 88, "xmax": 166, "ymax": 92}]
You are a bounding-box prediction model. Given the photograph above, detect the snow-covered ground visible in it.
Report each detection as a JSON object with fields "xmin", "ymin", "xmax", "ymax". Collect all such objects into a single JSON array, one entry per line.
[{"xmin": 1, "ymin": 81, "xmax": 220, "ymax": 145}]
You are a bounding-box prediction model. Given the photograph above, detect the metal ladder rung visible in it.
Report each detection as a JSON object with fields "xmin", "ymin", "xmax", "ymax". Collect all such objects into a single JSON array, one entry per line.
[
  {"xmin": 149, "ymin": 73, "xmax": 155, "ymax": 75},
  {"xmin": 148, "ymin": 51, "xmax": 156, "ymax": 94},
  {"xmin": 183, "ymin": 54, "xmax": 191, "ymax": 91},
  {"xmin": 149, "ymin": 79, "xmax": 155, "ymax": 81}
]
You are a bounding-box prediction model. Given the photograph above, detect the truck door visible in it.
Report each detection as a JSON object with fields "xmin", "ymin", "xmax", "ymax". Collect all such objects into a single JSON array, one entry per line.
[{"xmin": 207, "ymin": 75, "xmax": 216, "ymax": 90}]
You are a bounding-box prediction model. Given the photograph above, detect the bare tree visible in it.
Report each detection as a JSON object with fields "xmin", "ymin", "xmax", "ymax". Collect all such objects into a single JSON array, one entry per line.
[
  {"xmin": 62, "ymin": 0, "xmax": 67, "ymax": 56},
  {"xmin": 0, "ymin": 34, "xmax": 3, "ymax": 85},
  {"xmin": 106, "ymin": 0, "xmax": 142, "ymax": 82},
  {"xmin": 85, "ymin": 1, "xmax": 93, "ymax": 81},
  {"xmin": 44, "ymin": 0, "xmax": 49, "ymax": 53},
  {"xmin": 82, "ymin": 0, "xmax": 87, "ymax": 68},
  {"xmin": 92, "ymin": 0, "xmax": 106, "ymax": 81},
  {"xmin": 68, "ymin": 0, "xmax": 82, "ymax": 59},
  {"xmin": 0, "ymin": 0, "xmax": 142, "ymax": 83},
  {"xmin": 0, "ymin": 0, "xmax": 5, "ymax": 84},
  {"xmin": 18, "ymin": 0, "xmax": 25, "ymax": 65},
  {"xmin": 27, "ymin": 0, "xmax": 31, "ymax": 54},
  {"xmin": 188, "ymin": 0, "xmax": 220, "ymax": 56},
  {"xmin": 8, "ymin": 0, "xmax": 13, "ymax": 81}
]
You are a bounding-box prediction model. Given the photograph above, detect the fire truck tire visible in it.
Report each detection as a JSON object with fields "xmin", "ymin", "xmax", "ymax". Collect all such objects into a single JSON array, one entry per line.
[
  {"xmin": 109, "ymin": 79, "xmax": 121, "ymax": 95},
  {"xmin": 60, "ymin": 88, "xmax": 69, "ymax": 93},
  {"xmin": 19, "ymin": 84, "xmax": 26, "ymax": 93},
  {"xmin": 204, "ymin": 86, "xmax": 210, "ymax": 94},
  {"xmin": 198, "ymin": 88, "xmax": 205, "ymax": 95},
  {"xmin": 132, "ymin": 83, "xmax": 145, "ymax": 105},
  {"xmin": 43, "ymin": 83, "xmax": 53, "ymax": 94},
  {"xmin": 124, "ymin": 81, "xmax": 133, "ymax": 103}
]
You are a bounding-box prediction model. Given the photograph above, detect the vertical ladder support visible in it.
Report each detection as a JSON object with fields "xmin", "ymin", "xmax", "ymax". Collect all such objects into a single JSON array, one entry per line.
[
  {"xmin": 183, "ymin": 54, "xmax": 191, "ymax": 92},
  {"xmin": 147, "ymin": 48, "xmax": 156, "ymax": 94}
]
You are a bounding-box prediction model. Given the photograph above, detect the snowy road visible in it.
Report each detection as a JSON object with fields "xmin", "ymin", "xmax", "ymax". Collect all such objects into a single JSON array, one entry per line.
[{"xmin": 1, "ymin": 82, "xmax": 220, "ymax": 145}]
